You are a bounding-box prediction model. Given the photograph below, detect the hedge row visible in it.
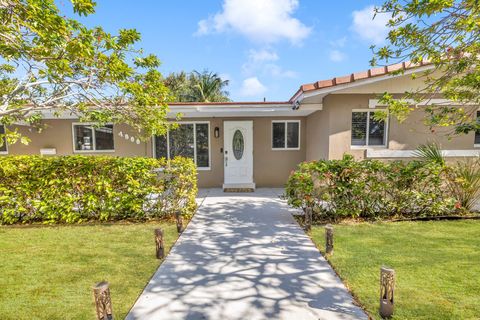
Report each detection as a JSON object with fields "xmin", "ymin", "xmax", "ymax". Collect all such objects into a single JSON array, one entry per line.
[
  {"xmin": 285, "ymin": 155, "xmax": 457, "ymax": 220},
  {"xmin": 0, "ymin": 156, "xmax": 197, "ymax": 224}
]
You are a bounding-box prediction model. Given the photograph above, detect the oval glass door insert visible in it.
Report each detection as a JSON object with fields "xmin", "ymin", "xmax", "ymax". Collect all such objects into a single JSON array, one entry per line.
[{"xmin": 232, "ymin": 130, "xmax": 244, "ymax": 160}]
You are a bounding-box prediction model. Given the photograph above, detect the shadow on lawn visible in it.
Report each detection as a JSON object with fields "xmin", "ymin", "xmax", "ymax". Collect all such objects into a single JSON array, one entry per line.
[{"xmin": 126, "ymin": 190, "xmax": 367, "ymax": 320}]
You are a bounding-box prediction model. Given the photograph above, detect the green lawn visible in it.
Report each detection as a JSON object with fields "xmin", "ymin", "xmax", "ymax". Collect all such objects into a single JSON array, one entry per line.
[
  {"xmin": 0, "ymin": 222, "xmax": 178, "ymax": 320},
  {"xmin": 311, "ymin": 220, "xmax": 480, "ymax": 320}
]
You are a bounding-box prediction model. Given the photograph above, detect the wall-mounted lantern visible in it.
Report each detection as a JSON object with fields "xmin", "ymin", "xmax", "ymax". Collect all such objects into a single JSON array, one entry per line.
[{"xmin": 214, "ymin": 127, "xmax": 220, "ymax": 138}]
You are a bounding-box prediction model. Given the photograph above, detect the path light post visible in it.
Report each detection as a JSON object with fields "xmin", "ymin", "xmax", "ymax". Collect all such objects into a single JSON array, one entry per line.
[
  {"xmin": 325, "ymin": 224, "xmax": 334, "ymax": 255},
  {"xmin": 379, "ymin": 267, "xmax": 395, "ymax": 318},
  {"xmin": 93, "ymin": 281, "xmax": 113, "ymax": 320},
  {"xmin": 304, "ymin": 207, "xmax": 313, "ymax": 231},
  {"xmin": 175, "ymin": 211, "xmax": 184, "ymax": 233},
  {"xmin": 154, "ymin": 228, "xmax": 165, "ymax": 259}
]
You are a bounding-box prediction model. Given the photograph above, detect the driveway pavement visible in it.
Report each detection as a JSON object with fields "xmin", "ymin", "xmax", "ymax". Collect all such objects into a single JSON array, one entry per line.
[{"xmin": 126, "ymin": 188, "xmax": 368, "ymax": 320}]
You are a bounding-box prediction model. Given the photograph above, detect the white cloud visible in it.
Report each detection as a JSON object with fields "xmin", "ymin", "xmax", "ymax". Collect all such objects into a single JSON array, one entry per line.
[
  {"xmin": 242, "ymin": 48, "xmax": 297, "ymax": 79},
  {"xmin": 195, "ymin": 0, "xmax": 311, "ymax": 45},
  {"xmin": 239, "ymin": 77, "xmax": 267, "ymax": 97},
  {"xmin": 329, "ymin": 50, "xmax": 347, "ymax": 62},
  {"xmin": 351, "ymin": 5, "xmax": 390, "ymax": 45},
  {"xmin": 248, "ymin": 49, "xmax": 279, "ymax": 63},
  {"xmin": 264, "ymin": 64, "xmax": 298, "ymax": 78}
]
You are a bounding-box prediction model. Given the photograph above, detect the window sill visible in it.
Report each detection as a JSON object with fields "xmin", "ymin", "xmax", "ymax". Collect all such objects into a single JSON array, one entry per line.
[
  {"xmin": 197, "ymin": 167, "xmax": 211, "ymax": 171},
  {"xmin": 0, "ymin": 151, "xmax": 8, "ymax": 155},
  {"xmin": 474, "ymin": 144, "xmax": 480, "ymax": 148},
  {"xmin": 350, "ymin": 145, "xmax": 387, "ymax": 150},
  {"xmin": 73, "ymin": 149, "xmax": 116, "ymax": 153},
  {"xmin": 271, "ymin": 148, "xmax": 301, "ymax": 151}
]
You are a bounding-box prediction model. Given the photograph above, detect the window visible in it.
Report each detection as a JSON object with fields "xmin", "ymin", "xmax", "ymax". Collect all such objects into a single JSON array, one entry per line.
[
  {"xmin": 154, "ymin": 122, "xmax": 210, "ymax": 169},
  {"xmin": 272, "ymin": 120, "xmax": 300, "ymax": 150},
  {"xmin": 475, "ymin": 111, "xmax": 480, "ymax": 146},
  {"xmin": 73, "ymin": 123, "xmax": 114, "ymax": 152},
  {"xmin": 0, "ymin": 125, "xmax": 7, "ymax": 154},
  {"xmin": 351, "ymin": 110, "xmax": 387, "ymax": 147}
]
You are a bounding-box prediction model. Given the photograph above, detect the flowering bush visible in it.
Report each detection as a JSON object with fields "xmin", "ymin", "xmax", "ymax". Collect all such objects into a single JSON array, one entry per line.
[
  {"xmin": 285, "ymin": 155, "xmax": 456, "ymax": 220},
  {"xmin": 0, "ymin": 156, "xmax": 197, "ymax": 224}
]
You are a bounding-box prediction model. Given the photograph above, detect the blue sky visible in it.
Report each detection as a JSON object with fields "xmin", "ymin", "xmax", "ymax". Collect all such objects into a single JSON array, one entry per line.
[{"xmin": 65, "ymin": 0, "xmax": 390, "ymax": 101}]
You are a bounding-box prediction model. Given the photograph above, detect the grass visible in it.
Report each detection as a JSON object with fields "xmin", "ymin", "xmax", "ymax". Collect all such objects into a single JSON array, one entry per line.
[
  {"xmin": 311, "ymin": 220, "xmax": 480, "ymax": 320},
  {"xmin": 0, "ymin": 222, "xmax": 178, "ymax": 320}
]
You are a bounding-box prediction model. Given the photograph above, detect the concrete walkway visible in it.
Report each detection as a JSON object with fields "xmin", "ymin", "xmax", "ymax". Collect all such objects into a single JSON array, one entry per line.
[{"xmin": 126, "ymin": 189, "xmax": 368, "ymax": 320}]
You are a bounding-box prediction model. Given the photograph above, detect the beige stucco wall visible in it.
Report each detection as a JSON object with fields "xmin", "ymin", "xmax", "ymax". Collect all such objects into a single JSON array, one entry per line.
[
  {"xmin": 6, "ymin": 120, "xmax": 150, "ymax": 157},
  {"xmin": 305, "ymin": 108, "xmax": 329, "ymax": 161},
  {"xmin": 4, "ymin": 117, "xmax": 306, "ymax": 188},
  {"xmin": 184, "ymin": 117, "xmax": 306, "ymax": 187},
  {"xmin": 312, "ymin": 94, "xmax": 477, "ymax": 160}
]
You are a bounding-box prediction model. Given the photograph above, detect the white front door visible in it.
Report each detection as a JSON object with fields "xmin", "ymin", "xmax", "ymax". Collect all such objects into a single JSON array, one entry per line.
[{"xmin": 224, "ymin": 121, "xmax": 254, "ymax": 187}]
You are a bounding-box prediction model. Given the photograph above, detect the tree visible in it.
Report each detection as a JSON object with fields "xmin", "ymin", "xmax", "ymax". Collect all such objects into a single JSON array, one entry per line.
[
  {"xmin": 189, "ymin": 70, "xmax": 230, "ymax": 103},
  {"xmin": 0, "ymin": 0, "xmax": 171, "ymax": 144},
  {"xmin": 164, "ymin": 70, "xmax": 230, "ymax": 103},
  {"xmin": 373, "ymin": 0, "xmax": 480, "ymax": 135}
]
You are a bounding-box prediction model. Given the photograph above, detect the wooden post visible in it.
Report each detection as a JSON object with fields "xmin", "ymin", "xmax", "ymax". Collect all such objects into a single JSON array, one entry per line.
[
  {"xmin": 325, "ymin": 224, "xmax": 334, "ymax": 255},
  {"xmin": 175, "ymin": 211, "xmax": 184, "ymax": 233},
  {"xmin": 379, "ymin": 267, "xmax": 395, "ymax": 318},
  {"xmin": 154, "ymin": 228, "xmax": 165, "ymax": 259},
  {"xmin": 304, "ymin": 207, "xmax": 313, "ymax": 231},
  {"xmin": 92, "ymin": 281, "xmax": 113, "ymax": 320}
]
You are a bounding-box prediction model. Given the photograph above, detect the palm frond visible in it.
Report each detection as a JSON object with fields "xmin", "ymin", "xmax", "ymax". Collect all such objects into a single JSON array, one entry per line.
[{"xmin": 413, "ymin": 142, "xmax": 445, "ymax": 166}]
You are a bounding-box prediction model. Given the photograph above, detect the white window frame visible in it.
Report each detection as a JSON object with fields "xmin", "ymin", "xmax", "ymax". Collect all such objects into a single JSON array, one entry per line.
[
  {"xmin": 271, "ymin": 120, "xmax": 301, "ymax": 150},
  {"xmin": 152, "ymin": 121, "xmax": 211, "ymax": 170},
  {"xmin": 474, "ymin": 110, "xmax": 480, "ymax": 148},
  {"xmin": 0, "ymin": 124, "xmax": 8, "ymax": 155},
  {"xmin": 72, "ymin": 122, "xmax": 115, "ymax": 153},
  {"xmin": 350, "ymin": 109, "xmax": 389, "ymax": 149}
]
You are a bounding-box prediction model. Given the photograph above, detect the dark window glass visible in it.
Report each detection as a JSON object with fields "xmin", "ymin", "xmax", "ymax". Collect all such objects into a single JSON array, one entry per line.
[
  {"xmin": 74, "ymin": 125, "xmax": 94, "ymax": 151},
  {"xmin": 368, "ymin": 113, "xmax": 385, "ymax": 146},
  {"xmin": 155, "ymin": 134, "xmax": 168, "ymax": 159},
  {"xmin": 196, "ymin": 123, "xmax": 209, "ymax": 167},
  {"xmin": 0, "ymin": 125, "xmax": 7, "ymax": 152},
  {"xmin": 232, "ymin": 129, "xmax": 244, "ymax": 160},
  {"xmin": 351, "ymin": 112, "xmax": 367, "ymax": 146},
  {"xmin": 169, "ymin": 124, "xmax": 194, "ymax": 159},
  {"xmin": 287, "ymin": 122, "xmax": 300, "ymax": 148},
  {"xmin": 272, "ymin": 122, "xmax": 285, "ymax": 148},
  {"xmin": 95, "ymin": 125, "xmax": 114, "ymax": 150},
  {"xmin": 475, "ymin": 111, "xmax": 480, "ymax": 145}
]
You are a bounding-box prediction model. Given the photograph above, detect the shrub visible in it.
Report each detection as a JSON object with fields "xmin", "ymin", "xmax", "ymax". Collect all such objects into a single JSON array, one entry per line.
[
  {"xmin": 0, "ymin": 156, "xmax": 197, "ymax": 224},
  {"xmin": 285, "ymin": 155, "xmax": 456, "ymax": 220},
  {"xmin": 415, "ymin": 142, "xmax": 480, "ymax": 211}
]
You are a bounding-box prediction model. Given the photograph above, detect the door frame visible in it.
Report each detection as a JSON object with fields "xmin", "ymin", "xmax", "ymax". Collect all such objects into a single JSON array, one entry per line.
[{"xmin": 223, "ymin": 120, "xmax": 254, "ymax": 188}]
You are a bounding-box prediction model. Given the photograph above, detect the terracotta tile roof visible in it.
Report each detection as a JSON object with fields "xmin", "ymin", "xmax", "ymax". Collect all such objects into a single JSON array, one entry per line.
[{"xmin": 289, "ymin": 61, "xmax": 433, "ymax": 102}]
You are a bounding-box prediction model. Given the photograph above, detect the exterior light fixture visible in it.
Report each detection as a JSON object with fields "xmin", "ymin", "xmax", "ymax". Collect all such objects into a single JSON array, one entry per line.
[{"xmin": 214, "ymin": 127, "xmax": 220, "ymax": 138}]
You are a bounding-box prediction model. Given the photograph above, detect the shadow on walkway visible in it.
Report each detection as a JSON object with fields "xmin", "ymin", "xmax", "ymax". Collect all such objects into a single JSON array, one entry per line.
[{"xmin": 126, "ymin": 189, "xmax": 367, "ymax": 320}]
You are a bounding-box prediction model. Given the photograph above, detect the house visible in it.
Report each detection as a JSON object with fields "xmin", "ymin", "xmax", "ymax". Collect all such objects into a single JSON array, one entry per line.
[{"xmin": 2, "ymin": 62, "xmax": 479, "ymax": 189}]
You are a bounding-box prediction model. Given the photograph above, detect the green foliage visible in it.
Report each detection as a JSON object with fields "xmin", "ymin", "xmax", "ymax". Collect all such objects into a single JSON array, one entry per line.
[
  {"xmin": 445, "ymin": 158, "xmax": 480, "ymax": 211},
  {"xmin": 373, "ymin": 0, "xmax": 480, "ymax": 134},
  {"xmin": 413, "ymin": 142, "xmax": 445, "ymax": 166},
  {"xmin": 0, "ymin": 156, "xmax": 197, "ymax": 224},
  {"xmin": 164, "ymin": 70, "xmax": 230, "ymax": 102},
  {"xmin": 0, "ymin": 0, "xmax": 171, "ymax": 143},
  {"xmin": 414, "ymin": 142, "xmax": 480, "ymax": 211},
  {"xmin": 285, "ymin": 155, "xmax": 456, "ymax": 220}
]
